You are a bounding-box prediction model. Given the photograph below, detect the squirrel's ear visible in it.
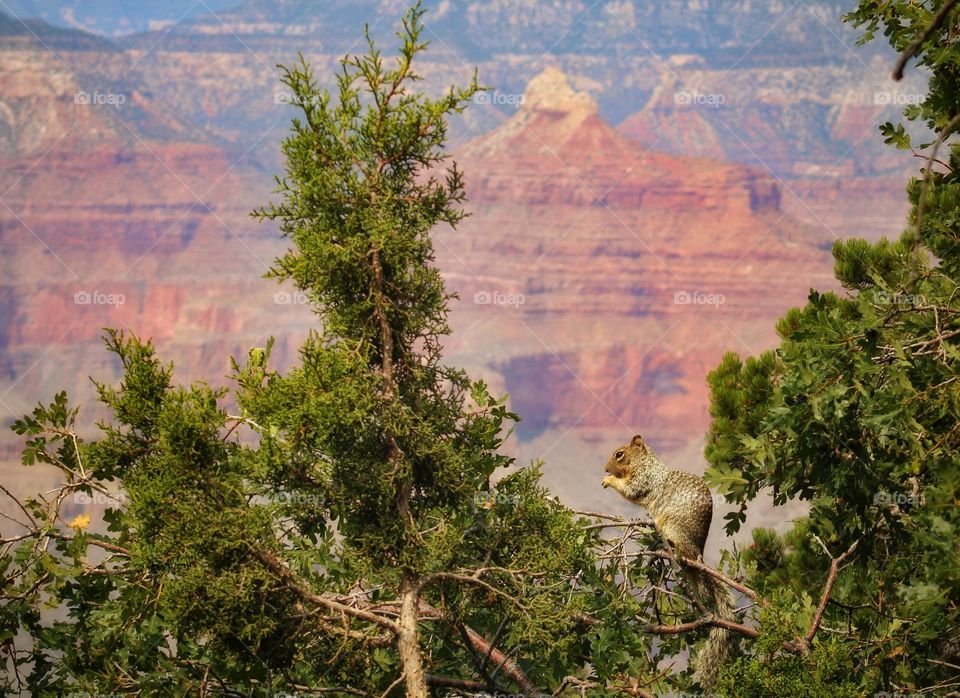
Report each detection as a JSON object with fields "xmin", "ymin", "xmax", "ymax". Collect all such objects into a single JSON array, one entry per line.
[{"xmin": 631, "ymin": 434, "xmax": 644, "ymax": 447}]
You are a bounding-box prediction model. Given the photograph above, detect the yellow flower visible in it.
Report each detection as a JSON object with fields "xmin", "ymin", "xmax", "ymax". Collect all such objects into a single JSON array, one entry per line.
[{"xmin": 68, "ymin": 514, "xmax": 91, "ymax": 531}]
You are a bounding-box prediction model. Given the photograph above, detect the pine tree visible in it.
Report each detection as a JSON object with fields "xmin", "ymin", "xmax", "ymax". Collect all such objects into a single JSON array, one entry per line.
[{"xmin": 705, "ymin": 1, "xmax": 960, "ymax": 694}]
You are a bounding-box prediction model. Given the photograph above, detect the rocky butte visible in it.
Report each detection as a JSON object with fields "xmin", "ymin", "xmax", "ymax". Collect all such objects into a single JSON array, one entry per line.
[{"xmin": 439, "ymin": 68, "xmax": 837, "ymax": 538}]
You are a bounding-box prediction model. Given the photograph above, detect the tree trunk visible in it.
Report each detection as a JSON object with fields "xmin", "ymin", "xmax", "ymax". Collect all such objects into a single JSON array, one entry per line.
[{"xmin": 398, "ymin": 574, "xmax": 427, "ymax": 697}]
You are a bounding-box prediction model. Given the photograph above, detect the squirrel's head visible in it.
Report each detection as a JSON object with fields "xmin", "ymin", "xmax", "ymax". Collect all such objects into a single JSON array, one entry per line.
[{"xmin": 604, "ymin": 434, "xmax": 648, "ymax": 479}]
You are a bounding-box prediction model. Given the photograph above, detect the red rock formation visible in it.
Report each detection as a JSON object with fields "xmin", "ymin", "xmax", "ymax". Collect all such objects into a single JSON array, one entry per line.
[
  {"xmin": 432, "ymin": 69, "xmax": 837, "ymax": 507},
  {"xmin": 462, "ymin": 68, "xmax": 781, "ymax": 217}
]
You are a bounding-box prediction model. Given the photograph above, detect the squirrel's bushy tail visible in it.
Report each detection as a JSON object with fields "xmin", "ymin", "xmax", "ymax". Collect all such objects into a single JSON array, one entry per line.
[{"xmin": 684, "ymin": 567, "xmax": 738, "ymax": 690}]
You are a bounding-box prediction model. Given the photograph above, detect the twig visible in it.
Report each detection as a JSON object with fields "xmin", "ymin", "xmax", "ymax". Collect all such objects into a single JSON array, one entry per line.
[
  {"xmin": 928, "ymin": 658, "xmax": 960, "ymax": 671},
  {"xmin": 0, "ymin": 484, "xmax": 37, "ymax": 528},
  {"xmin": 801, "ymin": 539, "xmax": 859, "ymax": 652},
  {"xmin": 425, "ymin": 674, "xmax": 489, "ymax": 690},
  {"xmin": 455, "ymin": 621, "xmax": 505, "ymax": 693},
  {"xmin": 479, "ymin": 615, "xmax": 510, "ymax": 675},
  {"xmin": 378, "ymin": 674, "xmax": 404, "ymax": 698},
  {"xmin": 417, "ymin": 571, "xmax": 528, "ymax": 614}
]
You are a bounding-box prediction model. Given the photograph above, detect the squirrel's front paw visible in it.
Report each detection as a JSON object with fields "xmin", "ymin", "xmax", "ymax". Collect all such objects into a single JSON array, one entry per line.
[{"xmin": 601, "ymin": 475, "xmax": 616, "ymax": 489}]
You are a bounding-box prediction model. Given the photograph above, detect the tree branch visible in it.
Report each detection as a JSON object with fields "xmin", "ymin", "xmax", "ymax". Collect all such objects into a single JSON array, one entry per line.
[
  {"xmin": 49, "ymin": 532, "xmax": 131, "ymax": 557},
  {"xmin": 647, "ymin": 550, "xmax": 758, "ymax": 600},
  {"xmin": 397, "ymin": 574, "xmax": 428, "ymax": 698},
  {"xmin": 644, "ymin": 539, "xmax": 860, "ymax": 657},
  {"xmin": 555, "ymin": 676, "xmax": 655, "ymax": 698},
  {"xmin": 643, "ymin": 616, "xmax": 812, "ymax": 655},
  {"xmin": 425, "ymin": 674, "xmax": 489, "ymax": 690},
  {"xmin": 910, "ymin": 109, "xmax": 960, "ymax": 263},
  {"xmin": 417, "ymin": 602, "xmax": 547, "ymax": 698},
  {"xmin": 643, "ymin": 616, "xmax": 759, "ymax": 639},
  {"xmin": 801, "ymin": 539, "xmax": 859, "ymax": 652},
  {"xmin": 893, "ymin": 0, "xmax": 959, "ymax": 79},
  {"xmin": 249, "ymin": 546, "xmax": 401, "ymax": 634},
  {"xmin": 368, "ymin": 244, "xmax": 395, "ymax": 396}
]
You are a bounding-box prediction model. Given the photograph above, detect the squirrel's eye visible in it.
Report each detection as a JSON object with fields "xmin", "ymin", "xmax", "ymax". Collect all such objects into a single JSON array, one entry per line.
[{"xmin": 615, "ymin": 450, "xmax": 624, "ymax": 460}]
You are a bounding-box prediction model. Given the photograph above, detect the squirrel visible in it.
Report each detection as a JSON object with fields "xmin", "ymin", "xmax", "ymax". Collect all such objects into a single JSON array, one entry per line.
[{"xmin": 602, "ymin": 434, "xmax": 737, "ymax": 690}]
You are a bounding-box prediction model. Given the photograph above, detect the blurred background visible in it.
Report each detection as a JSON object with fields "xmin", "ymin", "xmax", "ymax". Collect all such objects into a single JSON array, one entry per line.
[{"xmin": 0, "ymin": 0, "xmax": 926, "ymax": 559}]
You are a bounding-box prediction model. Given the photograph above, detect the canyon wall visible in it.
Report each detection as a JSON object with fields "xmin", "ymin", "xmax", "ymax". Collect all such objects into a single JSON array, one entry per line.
[{"xmin": 0, "ymin": 3, "xmax": 921, "ymax": 550}]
